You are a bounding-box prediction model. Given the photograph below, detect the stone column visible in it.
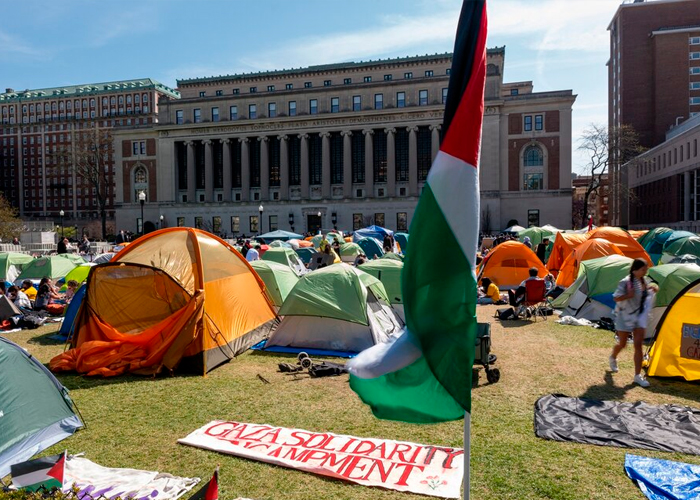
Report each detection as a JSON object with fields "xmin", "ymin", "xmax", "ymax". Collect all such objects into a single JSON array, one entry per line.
[
  {"xmin": 430, "ymin": 124, "xmax": 441, "ymax": 161},
  {"xmin": 279, "ymin": 135, "xmax": 289, "ymax": 201},
  {"xmin": 259, "ymin": 136, "xmax": 269, "ymax": 201},
  {"xmin": 222, "ymin": 138, "xmax": 232, "ymax": 202},
  {"xmin": 408, "ymin": 126, "xmax": 418, "ymax": 196},
  {"xmin": 363, "ymin": 129, "xmax": 374, "ymax": 197},
  {"xmin": 321, "ymin": 132, "xmax": 331, "ymax": 198},
  {"xmin": 204, "ymin": 139, "xmax": 213, "ymax": 202},
  {"xmin": 385, "ymin": 127, "xmax": 396, "ymax": 197},
  {"xmin": 341, "ymin": 131, "xmax": 352, "ymax": 198},
  {"xmin": 300, "ymin": 133, "xmax": 310, "ymax": 199},
  {"xmin": 240, "ymin": 137, "xmax": 250, "ymax": 202},
  {"xmin": 186, "ymin": 140, "xmax": 195, "ymax": 203}
]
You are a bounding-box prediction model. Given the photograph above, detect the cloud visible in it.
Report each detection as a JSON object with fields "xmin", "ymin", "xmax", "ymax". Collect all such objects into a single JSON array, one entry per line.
[{"xmin": 0, "ymin": 30, "xmax": 42, "ymax": 59}]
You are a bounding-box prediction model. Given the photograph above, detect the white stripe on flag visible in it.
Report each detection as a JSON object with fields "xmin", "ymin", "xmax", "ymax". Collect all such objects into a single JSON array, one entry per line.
[
  {"xmin": 346, "ymin": 328, "xmax": 421, "ymax": 378},
  {"xmin": 12, "ymin": 468, "xmax": 54, "ymax": 488},
  {"xmin": 426, "ymin": 151, "xmax": 480, "ymax": 269}
]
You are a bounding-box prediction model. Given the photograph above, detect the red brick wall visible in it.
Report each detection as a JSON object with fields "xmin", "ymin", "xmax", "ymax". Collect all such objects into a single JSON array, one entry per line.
[
  {"xmin": 545, "ymin": 111, "xmax": 559, "ymax": 133},
  {"xmin": 631, "ymin": 175, "xmax": 681, "ymax": 225},
  {"xmin": 146, "ymin": 138, "xmax": 156, "ymax": 156},
  {"xmin": 509, "ymin": 138, "xmax": 560, "ymax": 191},
  {"xmin": 508, "ymin": 114, "xmax": 522, "ymax": 135},
  {"xmin": 122, "ymin": 140, "xmax": 131, "ymax": 158},
  {"xmin": 547, "ymin": 137, "xmax": 560, "ymax": 190},
  {"xmin": 508, "ymin": 139, "xmax": 529, "ymax": 191},
  {"xmin": 123, "ymin": 159, "xmax": 158, "ymax": 203}
]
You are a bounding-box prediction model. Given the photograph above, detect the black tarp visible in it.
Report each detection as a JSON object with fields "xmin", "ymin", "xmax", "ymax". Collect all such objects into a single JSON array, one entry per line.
[{"xmin": 534, "ymin": 394, "xmax": 700, "ymax": 455}]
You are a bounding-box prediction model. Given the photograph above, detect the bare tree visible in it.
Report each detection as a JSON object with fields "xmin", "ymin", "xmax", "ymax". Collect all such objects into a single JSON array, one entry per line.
[
  {"xmin": 0, "ymin": 195, "xmax": 25, "ymax": 241},
  {"xmin": 52, "ymin": 126, "xmax": 113, "ymax": 239},
  {"xmin": 578, "ymin": 123, "xmax": 645, "ymax": 226},
  {"xmin": 480, "ymin": 206, "xmax": 492, "ymax": 235}
]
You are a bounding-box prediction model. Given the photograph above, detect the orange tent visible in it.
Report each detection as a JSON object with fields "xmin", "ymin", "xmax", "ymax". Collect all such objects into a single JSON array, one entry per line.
[
  {"xmin": 628, "ymin": 229, "xmax": 649, "ymax": 240},
  {"xmin": 587, "ymin": 227, "xmax": 652, "ymax": 264},
  {"xmin": 547, "ymin": 232, "xmax": 587, "ymax": 276},
  {"xmin": 50, "ymin": 228, "xmax": 277, "ymax": 377},
  {"xmin": 555, "ymin": 239, "xmax": 624, "ymax": 288},
  {"xmin": 478, "ymin": 241, "xmax": 548, "ymax": 289}
]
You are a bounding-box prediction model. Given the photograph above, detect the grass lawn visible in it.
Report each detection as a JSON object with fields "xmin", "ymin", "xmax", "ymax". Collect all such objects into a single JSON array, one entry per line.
[{"xmin": 4, "ymin": 306, "xmax": 700, "ymax": 500}]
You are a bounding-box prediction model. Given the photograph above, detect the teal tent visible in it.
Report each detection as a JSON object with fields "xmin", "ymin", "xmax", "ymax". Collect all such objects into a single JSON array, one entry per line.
[
  {"xmin": 357, "ymin": 237, "xmax": 384, "ymax": 259},
  {"xmin": 0, "ymin": 337, "xmax": 83, "ymax": 478},
  {"xmin": 660, "ymin": 236, "xmax": 700, "ymax": 264},
  {"xmin": 394, "ymin": 233, "xmax": 409, "ymax": 253},
  {"xmin": 295, "ymin": 248, "xmax": 316, "ymax": 265},
  {"xmin": 258, "ymin": 230, "xmax": 304, "ymax": 243},
  {"xmin": 638, "ymin": 227, "xmax": 673, "ymax": 264}
]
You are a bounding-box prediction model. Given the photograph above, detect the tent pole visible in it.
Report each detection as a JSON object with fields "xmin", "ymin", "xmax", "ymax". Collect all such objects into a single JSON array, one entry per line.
[{"xmin": 463, "ymin": 411, "xmax": 470, "ymax": 500}]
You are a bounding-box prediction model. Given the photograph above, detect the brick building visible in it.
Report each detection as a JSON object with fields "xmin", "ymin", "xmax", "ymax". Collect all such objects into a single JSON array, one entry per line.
[
  {"xmin": 112, "ymin": 49, "xmax": 576, "ymax": 235},
  {"xmin": 572, "ymin": 174, "xmax": 610, "ymax": 228},
  {"xmin": 608, "ymin": 0, "xmax": 700, "ymax": 226},
  {"xmin": 0, "ymin": 79, "xmax": 179, "ymax": 233}
]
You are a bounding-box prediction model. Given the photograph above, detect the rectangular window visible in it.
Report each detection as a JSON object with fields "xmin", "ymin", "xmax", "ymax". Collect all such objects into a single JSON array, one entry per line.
[
  {"xmin": 442, "ymin": 88, "xmax": 448, "ymax": 104},
  {"xmin": 691, "ymin": 37, "xmax": 700, "ymax": 45},
  {"xmin": 269, "ymin": 215, "xmax": 278, "ymax": 231},
  {"xmin": 510, "ymin": 88, "xmax": 519, "ymax": 96},
  {"xmin": 304, "ymin": 82, "xmax": 312, "ymax": 88},
  {"xmin": 691, "ymin": 97, "xmax": 700, "ymax": 105},
  {"xmin": 132, "ymin": 142, "xmax": 139, "ymax": 155},
  {"xmin": 523, "ymin": 173, "xmax": 543, "ymax": 190},
  {"xmin": 140, "ymin": 141, "xmax": 146, "ymax": 155},
  {"xmin": 364, "ymin": 76, "xmax": 372, "ymax": 83},
  {"xmin": 212, "ymin": 216, "xmax": 221, "ymax": 234},
  {"xmin": 691, "ymin": 52, "xmax": 700, "ymax": 60},
  {"xmin": 425, "ymin": 70, "xmax": 433, "ymax": 77},
  {"xmin": 267, "ymin": 85, "xmax": 275, "ymax": 92},
  {"xmin": 249, "ymin": 104, "xmax": 257, "ymax": 119},
  {"xmin": 527, "ymin": 209, "xmax": 540, "ymax": 227},
  {"xmin": 691, "ymin": 67, "xmax": 700, "ymax": 75},
  {"xmin": 324, "ymin": 80, "xmax": 332, "ymax": 87},
  {"xmin": 396, "ymin": 92, "xmax": 406, "ymax": 108},
  {"xmin": 231, "ymin": 216, "xmax": 240, "ymax": 233},
  {"xmin": 353, "ymin": 214, "xmax": 363, "ymax": 231},
  {"xmin": 404, "ymin": 72, "xmax": 413, "ymax": 79},
  {"xmin": 524, "ymin": 115, "xmax": 533, "ymax": 131},
  {"xmin": 419, "ymin": 89, "xmax": 428, "ymax": 106},
  {"xmin": 195, "ymin": 216, "xmax": 203, "ymax": 229},
  {"xmin": 193, "ymin": 108, "xmax": 201, "ymax": 123},
  {"xmin": 268, "ymin": 102, "xmax": 276, "ymax": 118},
  {"xmin": 374, "ymin": 213, "xmax": 385, "ymax": 227},
  {"xmin": 230, "ymin": 105, "xmax": 238, "ymax": 120},
  {"xmin": 344, "ymin": 78, "xmax": 352, "ymax": 85},
  {"xmin": 215, "ymin": 90, "xmax": 223, "ymax": 96},
  {"xmin": 288, "ymin": 101, "xmax": 297, "ymax": 116},
  {"xmin": 250, "ymin": 215, "xmax": 259, "ymax": 233},
  {"xmin": 250, "ymin": 86, "xmax": 257, "ymax": 93},
  {"xmin": 374, "ymin": 93, "xmax": 383, "ymax": 110},
  {"xmin": 384, "ymin": 74, "xmax": 392, "ymax": 81},
  {"xmin": 233, "ymin": 88, "xmax": 240, "ymax": 95},
  {"xmin": 535, "ymin": 114, "xmax": 543, "ymax": 130},
  {"xmin": 199, "ymin": 91, "xmax": 205, "ymax": 98},
  {"xmin": 397, "ymin": 212, "xmax": 408, "ymax": 232},
  {"xmin": 352, "ymin": 95, "xmax": 361, "ymax": 111},
  {"xmin": 211, "ymin": 107, "xmax": 219, "ymax": 122},
  {"xmin": 310, "ymin": 99, "xmax": 318, "ymax": 115}
]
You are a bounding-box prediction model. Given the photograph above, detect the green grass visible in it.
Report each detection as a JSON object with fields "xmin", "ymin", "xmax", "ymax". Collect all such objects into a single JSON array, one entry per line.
[{"xmin": 3, "ymin": 307, "xmax": 700, "ymax": 500}]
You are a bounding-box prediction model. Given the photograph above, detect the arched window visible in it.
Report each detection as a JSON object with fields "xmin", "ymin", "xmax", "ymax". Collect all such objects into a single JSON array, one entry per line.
[
  {"xmin": 523, "ymin": 145, "xmax": 543, "ymax": 167},
  {"xmin": 133, "ymin": 165, "xmax": 148, "ymax": 201},
  {"xmin": 134, "ymin": 167, "xmax": 147, "ymax": 183}
]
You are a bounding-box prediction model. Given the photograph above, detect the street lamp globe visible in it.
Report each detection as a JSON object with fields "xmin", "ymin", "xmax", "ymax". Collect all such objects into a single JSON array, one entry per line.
[
  {"xmin": 59, "ymin": 210, "xmax": 64, "ymax": 217},
  {"xmin": 139, "ymin": 191, "xmax": 146, "ymax": 203}
]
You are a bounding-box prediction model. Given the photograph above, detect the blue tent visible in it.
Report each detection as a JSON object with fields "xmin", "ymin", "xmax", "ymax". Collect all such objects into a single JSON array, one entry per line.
[
  {"xmin": 357, "ymin": 237, "xmax": 384, "ymax": 259},
  {"xmin": 294, "ymin": 248, "xmax": 316, "ymax": 265},
  {"xmin": 662, "ymin": 231, "xmax": 696, "ymax": 253},
  {"xmin": 395, "ymin": 232, "xmax": 409, "ymax": 253},
  {"xmin": 48, "ymin": 285, "xmax": 86, "ymax": 342},
  {"xmin": 258, "ymin": 230, "xmax": 304, "ymax": 243},
  {"xmin": 353, "ymin": 225, "xmax": 393, "ymax": 243}
]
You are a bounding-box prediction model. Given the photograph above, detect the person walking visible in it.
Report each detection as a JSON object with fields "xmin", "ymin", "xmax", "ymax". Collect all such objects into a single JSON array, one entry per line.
[{"xmin": 609, "ymin": 258, "xmax": 657, "ymax": 387}]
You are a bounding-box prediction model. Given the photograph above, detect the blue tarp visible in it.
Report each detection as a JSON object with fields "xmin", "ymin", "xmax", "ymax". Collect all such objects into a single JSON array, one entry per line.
[
  {"xmin": 353, "ymin": 225, "xmax": 393, "ymax": 243},
  {"xmin": 625, "ymin": 454, "xmax": 700, "ymax": 500},
  {"xmin": 259, "ymin": 230, "xmax": 304, "ymax": 242},
  {"xmin": 250, "ymin": 340, "xmax": 356, "ymax": 358}
]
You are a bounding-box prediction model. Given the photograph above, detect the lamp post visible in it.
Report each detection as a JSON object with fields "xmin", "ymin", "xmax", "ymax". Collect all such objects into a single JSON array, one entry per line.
[
  {"xmin": 317, "ymin": 211, "xmax": 322, "ymax": 235},
  {"xmin": 59, "ymin": 210, "xmax": 64, "ymax": 238},
  {"xmin": 138, "ymin": 191, "xmax": 146, "ymax": 234},
  {"xmin": 159, "ymin": 214, "xmax": 164, "ymax": 230},
  {"xmin": 258, "ymin": 204, "xmax": 264, "ymax": 236},
  {"xmin": 288, "ymin": 213, "xmax": 294, "ymax": 233}
]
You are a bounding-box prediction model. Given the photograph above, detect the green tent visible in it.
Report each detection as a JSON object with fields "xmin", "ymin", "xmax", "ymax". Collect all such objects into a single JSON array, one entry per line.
[
  {"xmin": 261, "ymin": 247, "xmax": 307, "ymax": 275},
  {"xmin": 638, "ymin": 227, "xmax": 673, "ymax": 263},
  {"xmin": 394, "ymin": 232, "xmax": 409, "ymax": 253},
  {"xmin": 660, "ymin": 236, "xmax": 700, "ymax": 264},
  {"xmin": 552, "ymin": 254, "xmax": 633, "ymax": 320},
  {"xmin": 60, "ymin": 263, "xmax": 96, "ymax": 291},
  {"xmin": 359, "ymin": 259, "xmax": 404, "ymax": 305},
  {"xmin": 645, "ymin": 263, "xmax": 700, "ymax": 338},
  {"xmin": 339, "ymin": 242, "xmax": 363, "ymax": 259},
  {"xmin": 250, "ymin": 260, "xmax": 299, "ymax": 308},
  {"xmin": 518, "ymin": 226, "xmax": 556, "ymax": 248},
  {"xmin": 16, "ymin": 255, "xmax": 82, "ymax": 283},
  {"xmin": 268, "ymin": 266, "xmax": 402, "ymax": 353},
  {"xmin": 0, "ymin": 252, "xmax": 34, "ymax": 283},
  {"xmin": 0, "ymin": 337, "xmax": 83, "ymax": 477},
  {"xmin": 357, "ymin": 237, "xmax": 384, "ymax": 259}
]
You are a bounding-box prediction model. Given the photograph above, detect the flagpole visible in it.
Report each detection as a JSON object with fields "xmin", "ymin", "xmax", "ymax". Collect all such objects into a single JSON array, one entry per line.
[{"xmin": 463, "ymin": 411, "xmax": 470, "ymax": 500}]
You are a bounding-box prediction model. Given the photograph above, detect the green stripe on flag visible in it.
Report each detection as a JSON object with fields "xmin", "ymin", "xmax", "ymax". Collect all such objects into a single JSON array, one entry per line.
[{"xmin": 403, "ymin": 183, "xmax": 477, "ymax": 414}]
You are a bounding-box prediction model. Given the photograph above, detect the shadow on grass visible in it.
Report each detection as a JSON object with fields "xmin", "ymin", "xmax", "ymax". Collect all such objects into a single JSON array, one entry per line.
[
  {"xmin": 26, "ymin": 330, "xmax": 64, "ymax": 345},
  {"xmin": 579, "ymin": 371, "xmax": 634, "ymax": 400},
  {"xmin": 498, "ymin": 319, "xmax": 533, "ymax": 328},
  {"xmin": 644, "ymin": 376, "xmax": 700, "ymax": 401}
]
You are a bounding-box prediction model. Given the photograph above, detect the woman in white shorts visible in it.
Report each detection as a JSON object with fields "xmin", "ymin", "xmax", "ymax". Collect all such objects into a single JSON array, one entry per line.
[{"xmin": 609, "ymin": 258, "xmax": 657, "ymax": 387}]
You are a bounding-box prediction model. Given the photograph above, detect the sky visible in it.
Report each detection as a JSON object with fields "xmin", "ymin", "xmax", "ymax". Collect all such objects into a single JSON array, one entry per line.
[{"xmin": 0, "ymin": 0, "xmax": 621, "ymax": 173}]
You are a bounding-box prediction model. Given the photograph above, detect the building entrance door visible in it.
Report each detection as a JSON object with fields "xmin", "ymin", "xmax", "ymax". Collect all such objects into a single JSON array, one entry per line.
[{"xmin": 307, "ymin": 214, "xmax": 322, "ymax": 234}]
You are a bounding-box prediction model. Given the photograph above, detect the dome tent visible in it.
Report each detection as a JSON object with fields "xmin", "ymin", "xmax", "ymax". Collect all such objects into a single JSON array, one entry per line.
[
  {"xmin": 15, "ymin": 254, "xmax": 83, "ymax": 283},
  {"xmin": 645, "ymin": 264, "xmax": 700, "ymax": 339},
  {"xmin": 357, "ymin": 237, "xmax": 384, "ymax": 260},
  {"xmin": 660, "ymin": 236, "xmax": 700, "ymax": 264},
  {"xmin": 262, "ymin": 247, "xmax": 308, "ymax": 275},
  {"xmin": 250, "ymin": 260, "xmax": 299, "ymax": 309},
  {"xmin": 265, "ymin": 266, "xmax": 403, "ymax": 355},
  {"xmin": 478, "ymin": 241, "xmax": 547, "ymax": 289},
  {"xmin": 546, "ymin": 232, "xmax": 587, "ymax": 277},
  {"xmin": 638, "ymin": 227, "xmax": 673, "ymax": 264},
  {"xmin": 352, "ymin": 225, "xmax": 393, "ymax": 243},
  {"xmin": 587, "ymin": 227, "xmax": 652, "ymax": 264},
  {"xmin": 555, "ymin": 238, "xmax": 624, "ymax": 288},
  {"xmin": 359, "ymin": 259, "xmax": 405, "ymax": 320},
  {"xmin": 518, "ymin": 226, "xmax": 556, "ymax": 248},
  {"xmin": 0, "ymin": 252, "xmax": 34, "ymax": 285},
  {"xmin": 50, "ymin": 228, "xmax": 277, "ymax": 377}
]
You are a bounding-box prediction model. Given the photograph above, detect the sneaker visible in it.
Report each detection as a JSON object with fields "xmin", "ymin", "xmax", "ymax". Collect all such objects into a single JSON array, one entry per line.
[
  {"xmin": 633, "ymin": 374, "xmax": 650, "ymax": 388},
  {"xmin": 609, "ymin": 356, "xmax": 618, "ymax": 373}
]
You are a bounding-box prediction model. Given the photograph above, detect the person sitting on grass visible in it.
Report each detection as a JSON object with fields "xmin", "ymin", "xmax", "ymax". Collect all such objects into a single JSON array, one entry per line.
[
  {"xmin": 34, "ymin": 277, "xmax": 61, "ymax": 311},
  {"xmin": 7, "ymin": 285, "xmax": 32, "ymax": 310},
  {"xmin": 65, "ymin": 279, "xmax": 80, "ymax": 303},
  {"xmin": 477, "ymin": 278, "xmax": 503, "ymax": 305},
  {"xmin": 21, "ymin": 280, "xmax": 38, "ymax": 301}
]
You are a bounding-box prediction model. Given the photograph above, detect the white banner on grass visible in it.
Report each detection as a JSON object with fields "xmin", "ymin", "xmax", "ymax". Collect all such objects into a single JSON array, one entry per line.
[
  {"xmin": 179, "ymin": 421, "xmax": 464, "ymax": 499},
  {"xmin": 63, "ymin": 456, "xmax": 200, "ymax": 500}
]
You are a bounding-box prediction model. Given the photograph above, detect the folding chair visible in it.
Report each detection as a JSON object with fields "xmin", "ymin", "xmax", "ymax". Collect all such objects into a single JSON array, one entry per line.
[{"xmin": 524, "ymin": 279, "xmax": 548, "ymax": 321}]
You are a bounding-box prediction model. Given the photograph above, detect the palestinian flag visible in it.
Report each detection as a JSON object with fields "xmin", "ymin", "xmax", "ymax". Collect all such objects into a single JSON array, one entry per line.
[
  {"xmin": 348, "ymin": 0, "xmax": 487, "ymax": 423},
  {"xmin": 188, "ymin": 467, "xmax": 218, "ymax": 500},
  {"xmin": 11, "ymin": 452, "xmax": 66, "ymax": 492}
]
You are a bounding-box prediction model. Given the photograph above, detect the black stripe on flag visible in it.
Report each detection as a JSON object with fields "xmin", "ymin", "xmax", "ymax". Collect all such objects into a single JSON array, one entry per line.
[{"xmin": 10, "ymin": 454, "xmax": 64, "ymax": 477}]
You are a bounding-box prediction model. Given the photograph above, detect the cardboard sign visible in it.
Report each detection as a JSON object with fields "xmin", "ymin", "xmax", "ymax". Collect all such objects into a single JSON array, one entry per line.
[
  {"xmin": 681, "ymin": 323, "xmax": 700, "ymax": 360},
  {"xmin": 179, "ymin": 421, "xmax": 463, "ymax": 499}
]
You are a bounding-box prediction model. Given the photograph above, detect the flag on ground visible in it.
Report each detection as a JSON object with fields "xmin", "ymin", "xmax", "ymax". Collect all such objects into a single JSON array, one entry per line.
[
  {"xmin": 188, "ymin": 467, "xmax": 218, "ymax": 500},
  {"xmin": 11, "ymin": 452, "xmax": 66, "ymax": 492},
  {"xmin": 348, "ymin": 0, "xmax": 488, "ymax": 423}
]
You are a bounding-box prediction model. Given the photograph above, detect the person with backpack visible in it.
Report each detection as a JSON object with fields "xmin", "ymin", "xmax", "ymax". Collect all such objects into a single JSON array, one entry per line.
[{"xmin": 609, "ymin": 258, "xmax": 657, "ymax": 387}]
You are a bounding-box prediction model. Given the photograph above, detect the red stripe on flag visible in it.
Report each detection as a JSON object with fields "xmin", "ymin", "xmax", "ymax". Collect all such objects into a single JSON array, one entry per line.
[
  {"xmin": 46, "ymin": 452, "xmax": 65, "ymax": 485},
  {"xmin": 439, "ymin": 2, "xmax": 488, "ymax": 168}
]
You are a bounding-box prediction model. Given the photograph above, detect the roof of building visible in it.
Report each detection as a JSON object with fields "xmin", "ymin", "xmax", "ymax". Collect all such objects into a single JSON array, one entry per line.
[
  {"xmin": 177, "ymin": 48, "xmax": 507, "ymax": 86},
  {"xmin": 0, "ymin": 78, "xmax": 180, "ymax": 103}
]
